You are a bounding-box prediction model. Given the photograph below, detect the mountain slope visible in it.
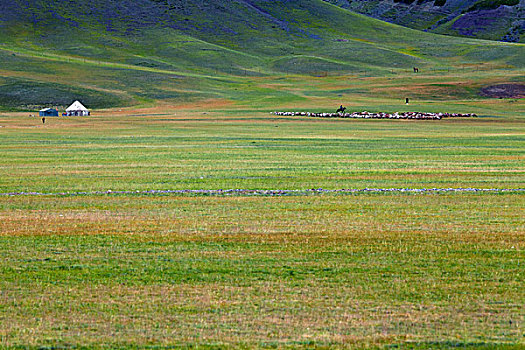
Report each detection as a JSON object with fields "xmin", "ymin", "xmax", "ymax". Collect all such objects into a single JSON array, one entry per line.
[
  {"xmin": 322, "ymin": 0, "xmax": 525, "ymax": 42},
  {"xmin": 0, "ymin": 0, "xmax": 523, "ymax": 109},
  {"xmin": 2, "ymin": 0, "xmax": 522, "ymax": 65}
]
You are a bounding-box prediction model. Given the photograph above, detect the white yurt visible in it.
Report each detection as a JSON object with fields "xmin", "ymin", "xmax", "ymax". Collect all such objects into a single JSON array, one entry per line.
[{"xmin": 66, "ymin": 101, "xmax": 90, "ymax": 116}]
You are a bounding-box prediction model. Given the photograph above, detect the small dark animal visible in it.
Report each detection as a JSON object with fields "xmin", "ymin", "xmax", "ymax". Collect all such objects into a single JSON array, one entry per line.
[
  {"xmin": 336, "ymin": 105, "xmax": 346, "ymax": 113},
  {"xmin": 413, "ymin": 67, "xmax": 419, "ymax": 73}
]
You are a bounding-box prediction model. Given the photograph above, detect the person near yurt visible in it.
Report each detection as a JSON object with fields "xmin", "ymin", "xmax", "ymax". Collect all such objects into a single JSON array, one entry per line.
[{"xmin": 66, "ymin": 101, "xmax": 90, "ymax": 116}]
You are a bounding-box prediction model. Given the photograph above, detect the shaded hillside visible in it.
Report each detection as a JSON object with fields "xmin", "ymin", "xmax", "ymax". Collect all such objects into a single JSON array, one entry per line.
[
  {"xmin": 2, "ymin": 0, "xmax": 522, "ymax": 67},
  {"xmin": 0, "ymin": 0, "xmax": 523, "ymax": 109},
  {"xmin": 323, "ymin": 0, "xmax": 525, "ymax": 42}
]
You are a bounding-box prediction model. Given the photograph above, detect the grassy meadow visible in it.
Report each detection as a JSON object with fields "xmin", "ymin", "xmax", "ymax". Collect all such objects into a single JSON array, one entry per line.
[
  {"xmin": 1, "ymin": 69, "xmax": 524, "ymax": 348},
  {"xmin": 1, "ymin": 68, "xmax": 524, "ymax": 194},
  {"xmin": 1, "ymin": 0, "xmax": 524, "ymax": 347},
  {"xmin": 0, "ymin": 193, "xmax": 523, "ymax": 348}
]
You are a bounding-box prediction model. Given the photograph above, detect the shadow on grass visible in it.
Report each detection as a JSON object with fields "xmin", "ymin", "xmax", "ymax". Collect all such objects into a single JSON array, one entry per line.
[{"xmin": 389, "ymin": 342, "xmax": 523, "ymax": 349}]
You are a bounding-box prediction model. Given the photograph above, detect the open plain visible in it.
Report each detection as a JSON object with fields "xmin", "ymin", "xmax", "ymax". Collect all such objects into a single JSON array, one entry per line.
[
  {"xmin": 1, "ymin": 70, "xmax": 524, "ymax": 348},
  {"xmin": 0, "ymin": 0, "xmax": 524, "ymax": 348}
]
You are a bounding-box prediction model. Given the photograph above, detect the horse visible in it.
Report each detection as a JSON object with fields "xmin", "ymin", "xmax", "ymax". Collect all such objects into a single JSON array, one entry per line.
[{"xmin": 336, "ymin": 105, "xmax": 346, "ymax": 113}]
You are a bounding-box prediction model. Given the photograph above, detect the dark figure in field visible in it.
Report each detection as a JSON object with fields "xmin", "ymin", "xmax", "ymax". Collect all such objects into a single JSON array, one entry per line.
[
  {"xmin": 42, "ymin": 117, "xmax": 45, "ymax": 124},
  {"xmin": 413, "ymin": 67, "xmax": 419, "ymax": 73},
  {"xmin": 406, "ymin": 98, "xmax": 409, "ymax": 104},
  {"xmin": 336, "ymin": 105, "xmax": 346, "ymax": 113}
]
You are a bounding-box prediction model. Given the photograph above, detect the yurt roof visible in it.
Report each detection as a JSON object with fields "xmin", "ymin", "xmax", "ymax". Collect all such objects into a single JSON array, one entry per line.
[{"xmin": 66, "ymin": 101, "xmax": 88, "ymax": 111}]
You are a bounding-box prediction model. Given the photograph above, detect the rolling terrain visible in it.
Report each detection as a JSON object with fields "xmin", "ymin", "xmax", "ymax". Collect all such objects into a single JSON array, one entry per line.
[
  {"xmin": 0, "ymin": 0, "xmax": 523, "ymax": 109},
  {"xmin": 0, "ymin": 105, "xmax": 523, "ymax": 349},
  {"xmin": 324, "ymin": 0, "xmax": 525, "ymax": 42},
  {"xmin": 0, "ymin": 1, "xmax": 524, "ymax": 349}
]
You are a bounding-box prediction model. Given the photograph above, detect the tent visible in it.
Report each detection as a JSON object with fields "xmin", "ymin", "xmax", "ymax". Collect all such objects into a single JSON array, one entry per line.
[
  {"xmin": 66, "ymin": 101, "xmax": 90, "ymax": 116},
  {"xmin": 39, "ymin": 108, "xmax": 59, "ymax": 117}
]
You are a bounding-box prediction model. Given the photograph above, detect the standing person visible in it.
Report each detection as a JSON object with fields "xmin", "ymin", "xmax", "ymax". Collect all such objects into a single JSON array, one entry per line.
[
  {"xmin": 42, "ymin": 117, "xmax": 45, "ymax": 124},
  {"xmin": 405, "ymin": 98, "xmax": 409, "ymax": 105}
]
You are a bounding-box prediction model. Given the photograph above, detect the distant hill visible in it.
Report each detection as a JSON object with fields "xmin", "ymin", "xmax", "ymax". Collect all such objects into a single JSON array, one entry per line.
[
  {"xmin": 323, "ymin": 0, "xmax": 525, "ymax": 42},
  {"xmin": 0, "ymin": 0, "xmax": 523, "ymax": 109}
]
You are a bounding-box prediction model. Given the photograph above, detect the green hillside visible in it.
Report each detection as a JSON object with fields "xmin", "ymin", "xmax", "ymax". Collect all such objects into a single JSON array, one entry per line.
[
  {"xmin": 1, "ymin": 2, "xmax": 524, "ymax": 349},
  {"xmin": 323, "ymin": 0, "xmax": 525, "ymax": 42},
  {"xmin": 0, "ymin": 0, "xmax": 523, "ymax": 109}
]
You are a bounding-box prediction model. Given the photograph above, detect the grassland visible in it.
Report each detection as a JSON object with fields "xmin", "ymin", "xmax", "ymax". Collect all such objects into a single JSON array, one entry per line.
[
  {"xmin": 0, "ymin": 80, "xmax": 524, "ymax": 347},
  {"xmin": 1, "ymin": 0, "xmax": 524, "ymax": 109},
  {"xmin": 0, "ymin": 1, "xmax": 524, "ymax": 348},
  {"xmin": 1, "ymin": 192, "xmax": 523, "ymax": 348},
  {"xmin": 0, "ymin": 87, "xmax": 524, "ymax": 193}
]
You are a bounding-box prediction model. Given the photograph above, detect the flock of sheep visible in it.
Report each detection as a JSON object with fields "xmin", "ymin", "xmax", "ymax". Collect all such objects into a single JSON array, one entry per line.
[{"xmin": 273, "ymin": 111, "xmax": 477, "ymax": 120}]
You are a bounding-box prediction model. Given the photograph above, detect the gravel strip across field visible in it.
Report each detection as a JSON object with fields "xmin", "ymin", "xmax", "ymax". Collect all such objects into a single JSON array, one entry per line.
[
  {"xmin": 1, "ymin": 188, "xmax": 523, "ymax": 197},
  {"xmin": 273, "ymin": 111, "xmax": 476, "ymax": 120}
]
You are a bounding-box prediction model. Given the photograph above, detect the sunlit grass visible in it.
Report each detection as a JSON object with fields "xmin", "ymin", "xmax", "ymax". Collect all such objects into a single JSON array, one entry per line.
[
  {"xmin": 0, "ymin": 100, "xmax": 523, "ymax": 194},
  {"xmin": 0, "ymin": 44, "xmax": 523, "ymax": 349},
  {"xmin": 0, "ymin": 99, "xmax": 523, "ymax": 347},
  {"xmin": 0, "ymin": 192, "xmax": 523, "ymax": 348}
]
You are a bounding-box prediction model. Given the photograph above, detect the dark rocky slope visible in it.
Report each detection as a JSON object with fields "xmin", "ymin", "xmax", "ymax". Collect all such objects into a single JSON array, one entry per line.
[{"xmin": 323, "ymin": 0, "xmax": 525, "ymax": 42}]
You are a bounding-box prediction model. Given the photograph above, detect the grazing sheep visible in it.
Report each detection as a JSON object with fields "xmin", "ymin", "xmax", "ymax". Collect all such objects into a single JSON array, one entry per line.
[{"xmin": 271, "ymin": 110, "xmax": 470, "ymax": 120}]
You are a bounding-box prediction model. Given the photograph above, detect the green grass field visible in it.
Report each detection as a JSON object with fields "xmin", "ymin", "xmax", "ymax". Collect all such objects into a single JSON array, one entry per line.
[
  {"xmin": 1, "ymin": 192, "xmax": 523, "ymax": 348},
  {"xmin": 0, "ymin": 94, "xmax": 523, "ymax": 193},
  {"xmin": 1, "ymin": 1, "xmax": 524, "ymax": 347},
  {"xmin": 0, "ymin": 85, "xmax": 523, "ymax": 347}
]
